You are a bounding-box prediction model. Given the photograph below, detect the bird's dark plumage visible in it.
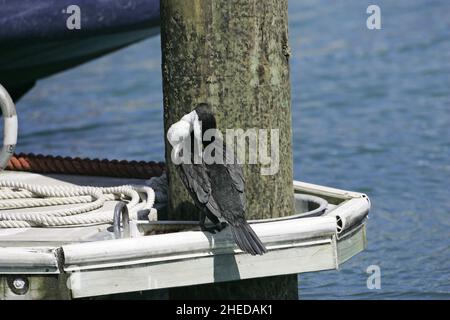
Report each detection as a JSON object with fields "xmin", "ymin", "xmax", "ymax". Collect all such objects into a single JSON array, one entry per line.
[{"xmin": 175, "ymin": 103, "xmax": 267, "ymax": 255}]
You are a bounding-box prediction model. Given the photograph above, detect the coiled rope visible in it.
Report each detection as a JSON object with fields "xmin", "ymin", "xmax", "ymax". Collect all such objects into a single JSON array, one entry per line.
[
  {"xmin": 1, "ymin": 82, "xmax": 162, "ymax": 229},
  {"xmin": 0, "ymin": 181, "xmax": 155, "ymax": 228}
]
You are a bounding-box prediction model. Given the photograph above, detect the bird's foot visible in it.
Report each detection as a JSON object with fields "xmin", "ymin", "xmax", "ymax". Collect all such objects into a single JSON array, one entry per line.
[{"xmin": 201, "ymin": 222, "xmax": 227, "ymax": 234}]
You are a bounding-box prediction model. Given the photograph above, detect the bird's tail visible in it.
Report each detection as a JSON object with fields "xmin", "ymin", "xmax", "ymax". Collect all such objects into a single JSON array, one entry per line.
[{"xmin": 230, "ymin": 223, "xmax": 267, "ymax": 255}]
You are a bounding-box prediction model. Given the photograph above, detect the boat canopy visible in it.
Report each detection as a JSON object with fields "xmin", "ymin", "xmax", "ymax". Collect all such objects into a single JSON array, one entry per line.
[{"xmin": 0, "ymin": 0, "xmax": 160, "ymax": 100}]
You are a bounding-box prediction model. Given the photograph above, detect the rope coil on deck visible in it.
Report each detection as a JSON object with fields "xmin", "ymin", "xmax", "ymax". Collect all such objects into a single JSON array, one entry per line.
[
  {"xmin": 0, "ymin": 181, "xmax": 155, "ymax": 228},
  {"xmin": 0, "ymin": 154, "xmax": 167, "ymax": 228}
]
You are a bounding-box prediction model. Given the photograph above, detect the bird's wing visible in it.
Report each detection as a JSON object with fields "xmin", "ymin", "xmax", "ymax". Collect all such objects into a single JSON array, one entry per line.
[
  {"xmin": 178, "ymin": 163, "xmax": 211, "ymax": 205},
  {"xmin": 223, "ymin": 142, "xmax": 246, "ymax": 213},
  {"xmin": 207, "ymin": 138, "xmax": 245, "ymax": 191},
  {"xmin": 222, "ymin": 141, "xmax": 245, "ymax": 193},
  {"xmin": 205, "ymin": 139, "xmax": 246, "ymax": 224}
]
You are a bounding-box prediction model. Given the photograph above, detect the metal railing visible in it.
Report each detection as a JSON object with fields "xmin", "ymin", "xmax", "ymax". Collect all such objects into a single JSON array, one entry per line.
[{"xmin": 0, "ymin": 84, "xmax": 18, "ymax": 171}]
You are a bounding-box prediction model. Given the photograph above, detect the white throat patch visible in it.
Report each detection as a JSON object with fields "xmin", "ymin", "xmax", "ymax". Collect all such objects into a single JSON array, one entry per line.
[{"xmin": 167, "ymin": 110, "xmax": 203, "ymax": 163}]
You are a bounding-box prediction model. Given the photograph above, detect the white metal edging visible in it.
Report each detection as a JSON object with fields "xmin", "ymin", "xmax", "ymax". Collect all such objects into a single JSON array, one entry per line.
[
  {"xmin": 0, "ymin": 247, "xmax": 60, "ymax": 274},
  {"xmin": 62, "ymin": 216, "xmax": 338, "ymax": 271}
]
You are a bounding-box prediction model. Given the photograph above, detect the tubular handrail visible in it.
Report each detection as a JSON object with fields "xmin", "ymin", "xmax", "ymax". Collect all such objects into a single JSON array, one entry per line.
[{"xmin": 0, "ymin": 84, "xmax": 18, "ymax": 171}]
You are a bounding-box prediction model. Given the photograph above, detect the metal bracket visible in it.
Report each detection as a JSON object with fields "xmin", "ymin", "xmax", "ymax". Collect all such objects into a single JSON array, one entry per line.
[{"xmin": 113, "ymin": 202, "xmax": 130, "ymax": 239}]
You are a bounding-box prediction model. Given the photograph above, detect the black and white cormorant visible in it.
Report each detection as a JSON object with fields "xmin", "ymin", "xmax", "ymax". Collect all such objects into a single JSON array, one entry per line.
[{"xmin": 167, "ymin": 103, "xmax": 267, "ymax": 255}]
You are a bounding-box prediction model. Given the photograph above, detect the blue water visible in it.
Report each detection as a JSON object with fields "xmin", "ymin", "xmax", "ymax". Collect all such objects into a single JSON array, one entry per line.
[{"xmin": 13, "ymin": 0, "xmax": 450, "ymax": 299}]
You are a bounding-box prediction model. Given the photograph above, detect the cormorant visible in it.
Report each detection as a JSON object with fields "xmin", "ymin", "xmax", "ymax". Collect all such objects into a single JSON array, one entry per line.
[{"xmin": 167, "ymin": 103, "xmax": 267, "ymax": 255}]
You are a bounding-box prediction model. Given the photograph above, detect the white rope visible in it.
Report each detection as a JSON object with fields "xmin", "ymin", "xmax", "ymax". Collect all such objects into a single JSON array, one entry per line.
[
  {"xmin": 0, "ymin": 180, "xmax": 155, "ymax": 228},
  {"xmin": 0, "ymin": 189, "xmax": 34, "ymax": 199}
]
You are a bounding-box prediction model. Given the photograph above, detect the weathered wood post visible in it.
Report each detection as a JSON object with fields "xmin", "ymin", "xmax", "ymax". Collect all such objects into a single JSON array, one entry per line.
[{"xmin": 161, "ymin": 0, "xmax": 297, "ymax": 299}]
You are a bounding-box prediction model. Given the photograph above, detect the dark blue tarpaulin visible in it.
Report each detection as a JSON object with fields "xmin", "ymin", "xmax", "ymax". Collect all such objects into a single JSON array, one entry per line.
[{"xmin": 0, "ymin": 0, "xmax": 160, "ymax": 100}]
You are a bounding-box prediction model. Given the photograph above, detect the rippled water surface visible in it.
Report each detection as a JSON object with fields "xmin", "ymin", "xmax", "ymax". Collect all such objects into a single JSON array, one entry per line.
[{"xmin": 13, "ymin": 0, "xmax": 450, "ymax": 299}]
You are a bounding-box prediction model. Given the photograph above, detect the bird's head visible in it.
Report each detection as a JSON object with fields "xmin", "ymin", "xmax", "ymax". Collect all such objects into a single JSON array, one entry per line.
[
  {"xmin": 167, "ymin": 103, "xmax": 216, "ymax": 161},
  {"xmin": 193, "ymin": 103, "xmax": 217, "ymax": 135}
]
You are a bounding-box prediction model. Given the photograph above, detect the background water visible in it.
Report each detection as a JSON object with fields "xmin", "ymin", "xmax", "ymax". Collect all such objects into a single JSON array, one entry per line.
[{"xmin": 11, "ymin": 0, "xmax": 450, "ymax": 299}]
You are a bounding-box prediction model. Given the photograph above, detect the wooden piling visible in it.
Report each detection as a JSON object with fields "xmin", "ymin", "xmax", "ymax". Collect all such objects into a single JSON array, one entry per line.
[{"xmin": 161, "ymin": 0, "xmax": 297, "ymax": 299}]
